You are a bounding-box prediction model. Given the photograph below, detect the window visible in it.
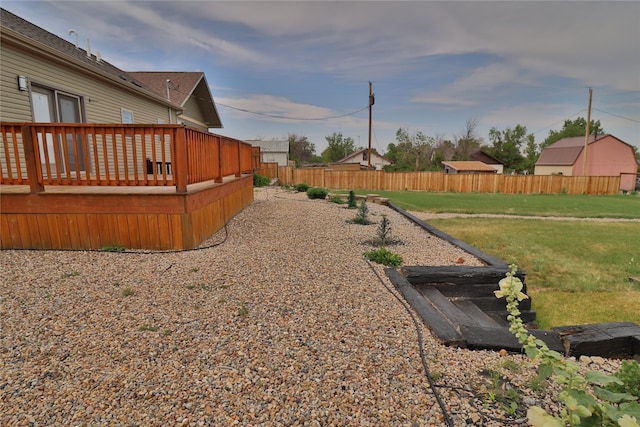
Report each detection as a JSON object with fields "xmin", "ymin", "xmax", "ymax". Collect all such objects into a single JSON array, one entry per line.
[
  {"xmin": 121, "ymin": 109, "xmax": 134, "ymax": 124},
  {"xmin": 31, "ymin": 85, "xmax": 85, "ymax": 172}
]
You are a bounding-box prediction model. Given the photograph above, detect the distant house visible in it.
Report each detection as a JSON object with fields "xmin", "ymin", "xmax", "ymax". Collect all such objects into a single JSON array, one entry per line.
[
  {"xmin": 247, "ymin": 140, "xmax": 289, "ymax": 167},
  {"xmin": 470, "ymin": 150, "xmax": 505, "ymax": 174},
  {"xmin": 535, "ymin": 134, "xmax": 638, "ymax": 191},
  {"xmin": 336, "ymin": 148, "xmax": 392, "ymax": 170},
  {"xmin": 443, "ymin": 161, "xmax": 498, "ymax": 174},
  {"xmin": 128, "ymin": 72, "xmax": 222, "ymax": 132}
]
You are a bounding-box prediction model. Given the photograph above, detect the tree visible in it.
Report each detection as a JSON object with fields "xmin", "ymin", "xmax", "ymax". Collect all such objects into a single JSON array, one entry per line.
[
  {"xmin": 522, "ymin": 134, "xmax": 539, "ymax": 174},
  {"xmin": 453, "ymin": 118, "xmax": 483, "ymax": 160},
  {"xmin": 485, "ymin": 125, "xmax": 532, "ymax": 172},
  {"xmin": 385, "ymin": 128, "xmax": 434, "ymax": 171},
  {"xmin": 541, "ymin": 117, "xmax": 605, "ymax": 149},
  {"xmin": 288, "ymin": 133, "xmax": 316, "ymax": 166},
  {"xmin": 321, "ymin": 132, "xmax": 355, "ymax": 163}
]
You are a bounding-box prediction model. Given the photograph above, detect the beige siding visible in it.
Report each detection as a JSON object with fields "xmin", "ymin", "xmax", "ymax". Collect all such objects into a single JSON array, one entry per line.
[
  {"xmin": 178, "ymin": 96, "xmax": 208, "ymax": 131},
  {"xmin": 534, "ymin": 165, "xmax": 573, "ymax": 176},
  {"xmin": 1, "ymin": 44, "xmax": 175, "ymax": 124}
]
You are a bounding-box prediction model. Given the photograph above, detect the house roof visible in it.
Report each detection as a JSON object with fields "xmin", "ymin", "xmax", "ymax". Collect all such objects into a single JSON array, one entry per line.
[
  {"xmin": 246, "ymin": 140, "xmax": 289, "ymax": 153},
  {"xmin": 443, "ymin": 161, "xmax": 497, "ymax": 172},
  {"xmin": 535, "ymin": 134, "xmax": 610, "ymax": 166},
  {"xmin": 0, "ymin": 8, "xmax": 179, "ymax": 110},
  {"xmin": 128, "ymin": 72, "xmax": 222, "ymax": 127},
  {"xmin": 470, "ymin": 150, "xmax": 504, "ymax": 165},
  {"xmin": 337, "ymin": 148, "xmax": 391, "ymax": 164}
]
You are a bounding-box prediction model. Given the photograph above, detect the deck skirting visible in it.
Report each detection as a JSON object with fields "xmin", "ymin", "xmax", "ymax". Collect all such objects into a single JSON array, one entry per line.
[{"xmin": 0, "ymin": 175, "xmax": 254, "ymax": 250}]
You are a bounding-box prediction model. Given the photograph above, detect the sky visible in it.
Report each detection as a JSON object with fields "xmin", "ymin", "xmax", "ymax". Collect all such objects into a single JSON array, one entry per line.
[{"xmin": 3, "ymin": 1, "xmax": 640, "ymax": 154}]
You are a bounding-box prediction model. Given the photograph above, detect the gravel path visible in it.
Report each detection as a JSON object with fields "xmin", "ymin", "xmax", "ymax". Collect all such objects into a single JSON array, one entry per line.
[{"xmin": 0, "ymin": 187, "xmax": 621, "ymax": 426}]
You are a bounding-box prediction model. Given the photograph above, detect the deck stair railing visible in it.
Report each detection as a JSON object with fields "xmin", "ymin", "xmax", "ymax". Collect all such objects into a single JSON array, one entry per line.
[{"xmin": 0, "ymin": 123, "xmax": 255, "ymax": 193}]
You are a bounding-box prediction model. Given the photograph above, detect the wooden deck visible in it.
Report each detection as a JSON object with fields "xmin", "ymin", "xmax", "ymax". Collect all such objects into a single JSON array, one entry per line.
[
  {"xmin": 1, "ymin": 175, "xmax": 254, "ymax": 251},
  {"xmin": 1, "ymin": 123, "xmax": 258, "ymax": 251}
]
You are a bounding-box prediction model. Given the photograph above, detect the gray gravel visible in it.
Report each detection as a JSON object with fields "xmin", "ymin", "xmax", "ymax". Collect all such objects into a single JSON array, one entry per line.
[{"xmin": 0, "ymin": 187, "xmax": 620, "ymax": 426}]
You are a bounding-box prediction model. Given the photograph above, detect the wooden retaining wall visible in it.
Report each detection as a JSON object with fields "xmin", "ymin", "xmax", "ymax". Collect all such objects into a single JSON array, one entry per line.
[
  {"xmin": 276, "ymin": 167, "xmax": 622, "ymax": 195},
  {"xmin": 0, "ymin": 175, "xmax": 253, "ymax": 251}
]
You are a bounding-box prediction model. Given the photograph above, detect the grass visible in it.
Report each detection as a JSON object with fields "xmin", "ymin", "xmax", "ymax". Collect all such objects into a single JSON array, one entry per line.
[
  {"xmin": 353, "ymin": 191, "xmax": 640, "ymax": 219},
  {"xmin": 353, "ymin": 190, "xmax": 640, "ymax": 329}
]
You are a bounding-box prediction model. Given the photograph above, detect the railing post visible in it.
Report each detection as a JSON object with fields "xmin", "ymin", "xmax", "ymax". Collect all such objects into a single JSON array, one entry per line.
[
  {"xmin": 173, "ymin": 126, "xmax": 188, "ymax": 193},
  {"xmin": 22, "ymin": 125, "xmax": 44, "ymax": 193},
  {"xmin": 235, "ymin": 140, "xmax": 241, "ymax": 177},
  {"xmin": 215, "ymin": 136, "xmax": 223, "ymax": 183}
]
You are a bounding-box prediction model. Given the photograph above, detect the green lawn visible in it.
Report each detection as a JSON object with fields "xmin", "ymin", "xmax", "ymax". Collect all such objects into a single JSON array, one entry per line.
[{"xmin": 353, "ymin": 191, "xmax": 640, "ymax": 329}]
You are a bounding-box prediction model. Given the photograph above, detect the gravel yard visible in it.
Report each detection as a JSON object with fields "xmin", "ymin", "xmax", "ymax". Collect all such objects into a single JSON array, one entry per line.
[{"xmin": 0, "ymin": 187, "xmax": 621, "ymax": 426}]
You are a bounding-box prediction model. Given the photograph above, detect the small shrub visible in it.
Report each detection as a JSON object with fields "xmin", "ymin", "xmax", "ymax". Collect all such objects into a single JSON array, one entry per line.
[
  {"xmin": 294, "ymin": 183, "xmax": 310, "ymax": 192},
  {"xmin": 102, "ymin": 243, "xmax": 126, "ymax": 252},
  {"xmin": 329, "ymin": 195, "xmax": 345, "ymax": 204},
  {"xmin": 347, "ymin": 190, "xmax": 357, "ymax": 208},
  {"xmin": 121, "ymin": 287, "xmax": 134, "ymax": 297},
  {"xmin": 363, "ymin": 247, "xmax": 403, "ymax": 267},
  {"xmin": 238, "ymin": 302, "xmax": 249, "ymax": 317},
  {"xmin": 139, "ymin": 324, "xmax": 158, "ymax": 332},
  {"xmin": 253, "ymin": 172, "xmax": 270, "ymax": 187},
  {"xmin": 307, "ymin": 187, "xmax": 328, "ymax": 200},
  {"xmin": 62, "ymin": 271, "xmax": 80, "ymax": 278},
  {"xmin": 353, "ymin": 199, "xmax": 370, "ymax": 224},
  {"xmin": 376, "ymin": 215, "xmax": 392, "ymax": 246}
]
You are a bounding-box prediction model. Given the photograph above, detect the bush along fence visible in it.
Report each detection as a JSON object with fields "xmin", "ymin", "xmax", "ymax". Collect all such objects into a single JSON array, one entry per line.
[{"xmin": 273, "ymin": 167, "xmax": 622, "ymax": 195}]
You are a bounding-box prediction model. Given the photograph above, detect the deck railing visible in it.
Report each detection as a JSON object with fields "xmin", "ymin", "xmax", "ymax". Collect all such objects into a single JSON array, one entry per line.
[{"xmin": 0, "ymin": 123, "xmax": 255, "ymax": 193}]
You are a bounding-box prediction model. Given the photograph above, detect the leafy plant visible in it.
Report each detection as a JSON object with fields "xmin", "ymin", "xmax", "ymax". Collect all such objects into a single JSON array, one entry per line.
[
  {"xmin": 101, "ymin": 243, "xmax": 126, "ymax": 252},
  {"xmin": 121, "ymin": 287, "xmax": 134, "ymax": 297},
  {"xmin": 138, "ymin": 324, "xmax": 158, "ymax": 332},
  {"xmin": 238, "ymin": 302, "xmax": 249, "ymax": 317},
  {"xmin": 253, "ymin": 172, "xmax": 270, "ymax": 187},
  {"xmin": 294, "ymin": 183, "xmax": 310, "ymax": 192},
  {"xmin": 353, "ymin": 199, "xmax": 370, "ymax": 225},
  {"xmin": 329, "ymin": 195, "xmax": 345, "ymax": 204},
  {"xmin": 307, "ymin": 187, "xmax": 328, "ymax": 199},
  {"xmin": 347, "ymin": 190, "xmax": 357, "ymax": 208},
  {"xmin": 363, "ymin": 247, "xmax": 403, "ymax": 267},
  {"xmin": 496, "ymin": 264, "xmax": 640, "ymax": 427},
  {"xmin": 62, "ymin": 271, "xmax": 80, "ymax": 278}
]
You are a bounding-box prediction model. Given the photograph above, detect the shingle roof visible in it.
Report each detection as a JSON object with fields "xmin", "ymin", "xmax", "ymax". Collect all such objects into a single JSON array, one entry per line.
[
  {"xmin": 246, "ymin": 140, "xmax": 289, "ymax": 153},
  {"xmin": 128, "ymin": 72, "xmax": 222, "ymax": 128},
  {"xmin": 1, "ymin": 7, "xmax": 177, "ymax": 108},
  {"xmin": 127, "ymin": 72, "xmax": 203, "ymax": 107},
  {"xmin": 535, "ymin": 134, "xmax": 609, "ymax": 166},
  {"xmin": 443, "ymin": 161, "xmax": 497, "ymax": 172}
]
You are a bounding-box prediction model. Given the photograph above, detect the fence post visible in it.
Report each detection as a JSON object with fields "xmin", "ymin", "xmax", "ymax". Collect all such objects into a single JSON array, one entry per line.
[
  {"xmin": 173, "ymin": 126, "xmax": 188, "ymax": 193},
  {"xmin": 215, "ymin": 136, "xmax": 223, "ymax": 183},
  {"xmin": 22, "ymin": 125, "xmax": 44, "ymax": 193},
  {"xmin": 235, "ymin": 140, "xmax": 242, "ymax": 177}
]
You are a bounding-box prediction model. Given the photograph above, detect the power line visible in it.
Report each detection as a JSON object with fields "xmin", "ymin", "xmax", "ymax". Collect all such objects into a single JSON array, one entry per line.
[
  {"xmin": 530, "ymin": 109, "xmax": 587, "ymax": 136},
  {"xmin": 593, "ymin": 108, "xmax": 640, "ymax": 124},
  {"xmin": 216, "ymin": 102, "xmax": 369, "ymax": 121}
]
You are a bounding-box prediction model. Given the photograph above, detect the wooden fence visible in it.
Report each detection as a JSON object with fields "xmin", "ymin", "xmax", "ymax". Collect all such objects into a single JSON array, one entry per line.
[
  {"xmin": 0, "ymin": 123, "xmax": 254, "ymax": 193},
  {"xmin": 275, "ymin": 167, "xmax": 622, "ymax": 195}
]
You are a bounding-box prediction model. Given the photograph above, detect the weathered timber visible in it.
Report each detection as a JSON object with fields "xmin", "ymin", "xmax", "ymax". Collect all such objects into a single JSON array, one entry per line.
[
  {"xmin": 552, "ymin": 322, "xmax": 640, "ymax": 358},
  {"xmin": 402, "ymin": 265, "xmax": 525, "ymax": 287},
  {"xmin": 460, "ymin": 325, "xmax": 564, "ymax": 353},
  {"xmin": 416, "ymin": 286, "xmax": 478, "ymax": 327},
  {"xmin": 384, "ymin": 268, "xmax": 465, "ymax": 347},
  {"xmin": 451, "ymin": 300, "xmax": 502, "ymax": 328}
]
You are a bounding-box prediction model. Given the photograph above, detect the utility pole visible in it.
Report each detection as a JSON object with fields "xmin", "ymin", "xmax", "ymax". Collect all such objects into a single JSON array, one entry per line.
[
  {"xmin": 583, "ymin": 87, "xmax": 592, "ymax": 176},
  {"xmin": 368, "ymin": 81, "xmax": 374, "ymax": 169}
]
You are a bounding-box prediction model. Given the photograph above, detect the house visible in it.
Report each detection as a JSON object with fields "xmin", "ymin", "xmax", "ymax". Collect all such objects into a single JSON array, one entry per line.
[
  {"xmin": 127, "ymin": 72, "xmax": 222, "ymax": 132},
  {"xmin": 470, "ymin": 150, "xmax": 505, "ymax": 174},
  {"xmin": 443, "ymin": 161, "xmax": 498, "ymax": 174},
  {"xmin": 535, "ymin": 134, "xmax": 638, "ymax": 191},
  {"xmin": 0, "ymin": 8, "xmax": 255, "ymax": 250},
  {"xmin": 246, "ymin": 139, "xmax": 290, "ymax": 167},
  {"xmin": 336, "ymin": 148, "xmax": 392, "ymax": 170}
]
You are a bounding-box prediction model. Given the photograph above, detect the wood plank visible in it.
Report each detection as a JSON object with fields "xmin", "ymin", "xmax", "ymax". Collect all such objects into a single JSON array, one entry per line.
[
  {"xmin": 76, "ymin": 213, "xmax": 92, "ymax": 249},
  {"xmin": 127, "ymin": 214, "xmax": 141, "ymax": 248},
  {"xmin": 452, "ymin": 300, "xmax": 502, "ymax": 328},
  {"xmin": 459, "ymin": 325, "xmax": 564, "ymax": 353},
  {"xmin": 67, "ymin": 214, "xmax": 82, "ymax": 249},
  {"xmin": 16, "ymin": 214, "xmax": 31, "ymax": 248},
  {"xmin": 85, "ymin": 213, "xmax": 102, "ymax": 249},
  {"xmin": 416, "ymin": 286, "xmax": 477, "ymax": 327},
  {"xmin": 402, "ymin": 265, "xmax": 524, "ymax": 286},
  {"xmin": 385, "ymin": 268, "xmax": 465, "ymax": 346},
  {"xmin": 35, "ymin": 214, "xmax": 51, "ymax": 249}
]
